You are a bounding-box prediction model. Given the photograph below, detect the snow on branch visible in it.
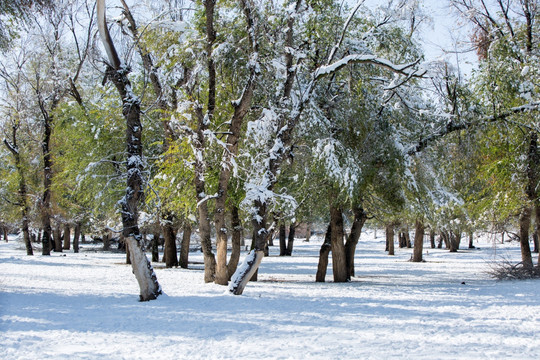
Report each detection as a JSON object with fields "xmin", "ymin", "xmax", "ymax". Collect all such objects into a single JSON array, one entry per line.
[
  {"xmin": 315, "ymin": 55, "xmax": 425, "ymax": 80},
  {"xmin": 326, "ymin": 1, "xmax": 366, "ymax": 65},
  {"xmin": 408, "ymin": 101, "xmax": 540, "ymax": 156}
]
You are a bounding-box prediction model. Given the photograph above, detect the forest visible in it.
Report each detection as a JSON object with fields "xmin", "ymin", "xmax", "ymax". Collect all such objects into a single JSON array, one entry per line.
[{"xmin": 1, "ymin": 0, "xmax": 540, "ymax": 303}]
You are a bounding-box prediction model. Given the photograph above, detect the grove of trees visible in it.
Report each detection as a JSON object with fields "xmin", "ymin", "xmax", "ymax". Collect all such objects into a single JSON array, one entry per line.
[{"xmin": 1, "ymin": 0, "xmax": 540, "ymax": 300}]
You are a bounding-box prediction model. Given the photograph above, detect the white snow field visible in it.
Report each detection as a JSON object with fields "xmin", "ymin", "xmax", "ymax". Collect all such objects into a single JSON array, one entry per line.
[{"xmin": 1, "ymin": 231, "xmax": 539, "ymax": 359}]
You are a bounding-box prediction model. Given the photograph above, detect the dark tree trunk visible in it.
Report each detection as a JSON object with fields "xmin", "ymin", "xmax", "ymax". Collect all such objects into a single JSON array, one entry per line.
[
  {"xmin": 386, "ymin": 224, "xmax": 394, "ymax": 256},
  {"xmin": 53, "ymin": 225, "xmax": 62, "ymax": 252},
  {"xmin": 151, "ymin": 227, "xmax": 159, "ymax": 263},
  {"xmin": 344, "ymin": 206, "xmax": 367, "ymax": 279},
  {"xmin": 398, "ymin": 232, "xmax": 406, "ymax": 248},
  {"xmin": 227, "ymin": 206, "xmax": 242, "ymax": 279},
  {"xmin": 125, "ymin": 236, "xmax": 131, "ymax": 265},
  {"xmin": 437, "ymin": 233, "xmax": 443, "ymax": 248},
  {"xmin": 405, "ymin": 230, "xmax": 412, "ymax": 248},
  {"xmin": 430, "ymin": 230, "xmax": 436, "ymax": 249},
  {"xmin": 73, "ymin": 223, "xmax": 81, "ymax": 253},
  {"xmin": 97, "ymin": 0, "xmax": 161, "ymax": 301},
  {"xmin": 63, "ymin": 224, "xmax": 70, "ymax": 250},
  {"xmin": 163, "ymin": 217, "xmax": 178, "ymax": 268},
  {"xmin": 316, "ymin": 225, "xmax": 332, "ymax": 282},
  {"xmin": 533, "ymin": 233, "xmax": 539, "ymax": 253},
  {"xmin": 179, "ymin": 222, "xmax": 191, "ymax": 269},
  {"xmin": 330, "ymin": 204, "xmax": 347, "ymax": 283},
  {"xmin": 519, "ymin": 207, "xmax": 534, "ymax": 269},
  {"xmin": 468, "ymin": 232, "xmax": 475, "ymax": 249},
  {"xmin": 449, "ymin": 231, "xmax": 460, "ymax": 252},
  {"xmin": 3, "ymin": 226, "xmax": 8, "ymax": 242},
  {"xmin": 411, "ymin": 219, "xmax": 424, "ymax": 262},
  {"xmin": 534, "ymin": 204, "xmax": 540, "ymax": 254},
  {"xmin": 279, "ymin": 223, "xmax": 287, "ymax": 256},
  {"xmin": 305, "ymin": 223, "xmax": 311, "ymax": 242},
  {"xmin": 103, "ymin": 231, "xmax": 110, "ymax": 251},
  {"xmin": 286, "ymin": 223, "xmax": 295, "ymax": 256}
]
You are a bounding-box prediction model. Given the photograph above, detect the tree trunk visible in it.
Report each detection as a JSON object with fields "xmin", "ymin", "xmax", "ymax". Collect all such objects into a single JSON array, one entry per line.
[
  {"xmin": 386, "ymin": 224, "xmax": 394, "ymax": 256},
  {"xmin": 227, "ymin": 206, "xmax": 242, "ymax": 279},
  {"xmin": 63, "ymin": 224, "xmax": 70, "ymax": 250},
  {"xmin": 344, "ymin": 206, "xmax": 367, "ymax": 279},
  {"xmin": 53, "ymin": 225, "xmax": 62, "ymax": 252},
  {"xmin": 286, "ymin": 223, "xmax": 295, "ymax": 256},
  {"xmin": 519, "ymin": 207, "xmax": 534, "ymax": 269},
  {"xmin": 437, "ymin": 233, "xmax": 443, "ymax": 248},
  {"xmin": 316, "ymin": 225, "xmax": 332, "ymax": 282},
  {"xmin": 405, "ymin": 230, "xmax": 412, "ymax": 248},
  {"xmin": 279, "ymin": 223, "xmax": 287, "ymax": 256},
  {"xmin": 179, "ymin": 222, "xmax": 191, "ymax": 269},
  {"xmin": 305, "ymin": 223, "xmax": 311, "ymax": 242},
  {"xmin": 449, "ymin": 231, "xmax": 461, "ymax": 252},
  {"xmin": 534, "ymin": 233, "xmax": 539, "ymax": 253},
  {"xmin": 73, "ymin": 223, "xmax": 80, "ymax": 254},
  {"xmin": 430, "ymin": 230, "xmax": 435, "ymax": 249},
  {"xmin": 163, "ymin": 217, "xmax": 178, "ymax": 268},
  {"xmin": 151, "ymin": 227, "xmax": 159, "ymax": 263},
  {"xmin": 330, "ymin": 204, "xmax": 347, "ymax": 283},
  {"xmin": 468, "ymin": 232, "xmax": 475, "ymax": 249},
  {"xmin": 102, "ymin": 231, "xmax": 110, "ymax": 251},
  {"xmin": 411, "ymin": 219, "xmax": 424, "ymax": 262},
  {"xmin": 97, "ymin": 0, "xmax": 161, "ymax": 301}
]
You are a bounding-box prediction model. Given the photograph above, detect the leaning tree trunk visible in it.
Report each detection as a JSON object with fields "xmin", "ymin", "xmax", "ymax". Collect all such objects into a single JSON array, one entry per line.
[
  {"xmin": 316, "ymin": 225, "xmax": 332, "ymax": 282},
  {"xmin": 411, "ymin": 219, "xmax": 424, "ymax": 262},
  {"xmin": 285, "ymin": 223, "xmax": 296, "ymax": 256},
  {"xmin": 330, "ymin": 204, "xmax": 347, "ymax": 283},
  {"xmin": 63, "ymin": 224, "xmax": 70, "ymax": 250},
  {"xmin": 97, "ymin": 0, "xmax": 161, "ymax": 301},
  {"xmin": 344, "ymin": 206, "xmax": 367, "ymax": 280},
  {"xmin": 519, "ymin": 207, "xmax": 534, "ymax": 269},
  {"xmin": 386, "ymin": 224, "xmax": 394, "ymax": 256},
  {"xmin": 179, "ymin": 222, "xmax": 191, "ymax": 269}
]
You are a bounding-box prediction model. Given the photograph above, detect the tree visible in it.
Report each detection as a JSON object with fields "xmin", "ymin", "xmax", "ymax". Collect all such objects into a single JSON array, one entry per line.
[{"xmin": 97, "ymin": 0, "xmax": 161, "ymax": 301}]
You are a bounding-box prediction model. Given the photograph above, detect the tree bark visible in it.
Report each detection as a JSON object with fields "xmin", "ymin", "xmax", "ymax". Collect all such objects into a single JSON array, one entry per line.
[
  {"xmin": 53, "ymin": 225, "xmax": 62, "ymax": 252},
  {"xmin": 97, "ymin": 0, "xmax": 161, "ymax": 301},
  {"xmin": 4, "ymin": 137, "xmax": 33, "ymax": 255},
  {"xmin": 179, "ymin": 222, "xmax": 191, "ymax": 269},
  {"xmin": 386, "ymin": 224, "xmax": 394, "ymax": 256},
  {"xmin": 405, "ymin": 230, "xmax": 412, "ymax": 248},
  {"xmin": 305, "ymin": 223, "xmax": 311, "ymax": 242},
  {"xmin": 103, "ymin": 231, "xmax": 110, "ymax": 251},
  {"xmin": 151, "ymin": 227, "xmax": 159, "ymax": 263},
  {"xmin": 316, "ymin": 225, "xmax": 332, "ymax": 282},
  {"xmin": 519, "ymin": 207, "xmax": 534, "ymax": 269},
  {"xmin": 3, "ymin": 225, "xmax": 8, "ymax": 242},
  {"xmin": 73, "ymin": 223, "xmax": 80, "ymax": 253},
  {"xmin": 286, "ymin": 223, "xmax": 295, "ymax": 256},
  {"xmin": 344, "ymin": 206, "xmax": 367, "ymax": 279},
  {"xmin": 411, "ymin": 219, "xmax": 424, "ymax": 262},
  {"xmin": 430, "ymin": 230, "xmax": 436, "ymax": 249},
  {"xmin": 449, "ymin": 231, "xmax": 460, "ymax": 252},
  {"xmin": 163, "ymin": 217, "xmax": 178, "ymax": 268},
  {"xmin": 227, "ymin": 206, "xmax": 242, "ymax": 279},
  {"xmin": 468, "ymin": 232, "xmax": 475, "ymax": 249},
  {"xmin": 63, "ymin": 224, "xmax": 70, "ymax": 250},
  {"xmin": 279, "ymin": 222, "xmax": 287, "ymax": 256},
  {"xmin": 330, "ymin": 204, "xmax": 347, "ymax": 283}
]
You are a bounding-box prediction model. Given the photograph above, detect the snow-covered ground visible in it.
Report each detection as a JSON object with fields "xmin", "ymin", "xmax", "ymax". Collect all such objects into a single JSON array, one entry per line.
[{"xmin": 1, "ymin": 231, "xmax": 539, "ymax": 359}]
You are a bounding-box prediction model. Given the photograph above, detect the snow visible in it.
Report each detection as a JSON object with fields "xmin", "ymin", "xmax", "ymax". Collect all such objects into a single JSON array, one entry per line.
[{"xmin": 1, "ymin": 232, "xmax": 539, "ymax": 359}]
